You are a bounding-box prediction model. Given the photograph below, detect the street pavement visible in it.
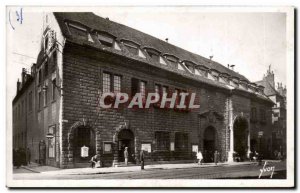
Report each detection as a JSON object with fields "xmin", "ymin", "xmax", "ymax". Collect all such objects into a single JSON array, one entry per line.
[{"xmin": 13, "ymin": 160, "xmax": 286, "ymax": 180}]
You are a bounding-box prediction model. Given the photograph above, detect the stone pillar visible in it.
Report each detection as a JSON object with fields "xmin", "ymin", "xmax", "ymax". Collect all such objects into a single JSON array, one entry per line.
[
  {"xmin": 247, "ymin": 130, "xmax": 251, "ymax": 159},
  {"xmin": 112, "ymin": 141, "xmax": 119, "ymax": 167},
  {"xmin": 134, "ymin": 136, "xmax": 139, "ymax": 164},
  {"xmin": 112, "ymin": 133, "xmax": 119, "ymax": 167},
  {"xmin": 227, "ymin": 98, "xmax": 234, "ymax": 162}
]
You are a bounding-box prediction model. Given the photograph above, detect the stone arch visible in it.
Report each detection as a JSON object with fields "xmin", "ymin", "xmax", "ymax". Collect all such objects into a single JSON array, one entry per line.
[
  {"xmin": 233, "ymin": 115, "xmax": 249, "ymax": 161},
  {"xmin": 67, "ymin": 120, "xmax": 96, "ymax": 164},
  {"xmin": 202, "ymin": 126, "xmax": 218, "ymax": 162}
]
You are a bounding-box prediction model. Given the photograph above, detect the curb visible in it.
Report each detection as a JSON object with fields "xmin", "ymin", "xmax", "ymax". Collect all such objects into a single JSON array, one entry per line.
[{"xmin": 21, "ymin": 166, "xmax": 40, "ymax": 173}]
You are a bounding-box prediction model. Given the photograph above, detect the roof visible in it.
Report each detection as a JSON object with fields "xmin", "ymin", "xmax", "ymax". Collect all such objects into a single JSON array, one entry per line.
[
  {"xmin": 53, "ymin": 12, "xmax": 249, "ymax": 81},
  {"xmin": 255, "ymin": 79, "xmax": 280, "ymax": 96},
  {"xmin": 52, "ymin": 12, "xmax": 273, "ymax": 105}
]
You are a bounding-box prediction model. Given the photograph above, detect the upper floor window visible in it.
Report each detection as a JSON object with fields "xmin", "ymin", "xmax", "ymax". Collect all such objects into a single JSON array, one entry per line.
[
  {"xmin": 102, "ymin": 72, "xmax": 122, "ymax": 93},
  {"xmin": 131, "ymin": 78, "xmax": 147, "ymax": 99},
  {"xmin": 251, "ymin": 107, "xmax": 257, "ymax": 121},
  {"xmin": 38, "ymin": 91, "xmax": 42, "ymax": 110},
  {"xmin": 38, "ymin": 69, "xmax": 42, "ymax": 84},
  {"xmin": 44, "ymin": 86, "xmax": 48, "ymax": 107},
  {"xmin": 52, "ymin": 78, "xmax": 56, "ymax": 100},
  {"xmin": 102, "ymin": 72, "xmax": 111, "ymax": 93},
  {"xmin": 113, "ymin": 75, "xmax": 121, "ymax": 93},
  {"xmin": 140, "ymin": 81, "xmax": 146, "ymax": 99}
]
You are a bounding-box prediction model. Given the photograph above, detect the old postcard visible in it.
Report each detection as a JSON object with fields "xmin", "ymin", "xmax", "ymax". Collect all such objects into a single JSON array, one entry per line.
[{"xmin": 6, "ymin": 6, "xmax": 294, "ymax": 188}]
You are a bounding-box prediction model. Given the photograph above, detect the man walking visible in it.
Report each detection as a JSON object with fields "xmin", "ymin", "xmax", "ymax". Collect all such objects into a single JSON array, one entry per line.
[
  {"xmin": 26, "ymin": 147, "xmax": 31, "ymax": 165},
  {"xmin": 124, "ymin": 147, "xmax": 128, "ymax": 166},
  {"xmin": 140, "ymin": 150, "xmax": 145, "ymax": 170}
]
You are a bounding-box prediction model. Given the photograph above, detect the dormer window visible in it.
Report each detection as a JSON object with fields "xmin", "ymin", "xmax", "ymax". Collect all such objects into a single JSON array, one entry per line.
[
  {"xmin": 123, "ymin": 40, "xmax": 139, "ymax": 55},
  {"xmin": 165, "ymin": 55, "xmax": 179, "ymax": 68},
  {"xmin": 121, "ymin": 40, "xmax": 146, "ymax": 58},
  {"xmin": 183, "ymin": 62, "xmax": 195, "ymax": 73},
  {"xmin": 98, "ymin": 33, "xmax": 114, "ymax": 47},
  {"xmin": 145, "ymin": 48, "xmax": 160, "ymax": 62},
  {"xmin": 67, "ymin": 22, "xmax": 89, "ymax": 41},
  {"xmin": 210, "ymin": 70, "xmax": 220, "ymax": 81}
]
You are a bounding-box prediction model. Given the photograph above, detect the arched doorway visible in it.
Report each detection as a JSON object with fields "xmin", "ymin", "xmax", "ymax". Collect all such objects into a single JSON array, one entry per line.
[
  {"xmin": 233, "ymin": 117, "xmax": 248, "ymax": 161},
  {"xmin": 203, "ymin": 126, "xmax": 216, "ymax": 162},
  {"xmin": 73, "ymin": 126, "xmax": 96, "ymax": 165},
  {"xmin": 118, "ymin": 129, "xmax": 134, "ymax": 163}
]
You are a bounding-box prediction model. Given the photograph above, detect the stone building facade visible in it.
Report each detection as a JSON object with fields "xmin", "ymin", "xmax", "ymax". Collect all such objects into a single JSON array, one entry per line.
[{"xmin": 12, "ymin": 12, "xmax": 275, "ymax": 168}]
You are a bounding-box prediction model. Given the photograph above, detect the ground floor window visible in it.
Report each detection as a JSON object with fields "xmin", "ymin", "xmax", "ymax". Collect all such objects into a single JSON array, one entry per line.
[
  {"xmin": 175, "ymin": 132, "xmax": 188, "ymax": 151},
  {"xmin": 155, "ymin": 131, "xmax": 170, "ymax": 151}
]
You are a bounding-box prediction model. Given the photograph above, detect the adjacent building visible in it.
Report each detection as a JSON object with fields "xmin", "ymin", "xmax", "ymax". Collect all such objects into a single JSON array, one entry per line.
[
  {"xmin": 13, "ymin": 12, "xmax": 275, "ymax": 168},
  {"xmin": 256, "ymin": 66, "xmax": 287, "ymax": 158}
]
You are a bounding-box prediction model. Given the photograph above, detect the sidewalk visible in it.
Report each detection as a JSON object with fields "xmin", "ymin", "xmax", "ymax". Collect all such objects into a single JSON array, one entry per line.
[{"xmin": 20, "ymin": 160, "xmax": 270, "ymax": 176}]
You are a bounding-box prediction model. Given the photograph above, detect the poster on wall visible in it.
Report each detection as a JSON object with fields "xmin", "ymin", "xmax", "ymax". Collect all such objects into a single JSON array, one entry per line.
[
  {"xmin": 141, "ymin": 143, "xmax": 151, "ymax": 153},
  {"xmin": 170, "ymin": 142, "xmax": 175, "ymax": 151},
  {"xmin": 81, "ymin": 145, "xmax": 89, "ymax": 157},
  {"xmin": 104, "ymin": 143, "xmax": 112, "ymax": 153}
]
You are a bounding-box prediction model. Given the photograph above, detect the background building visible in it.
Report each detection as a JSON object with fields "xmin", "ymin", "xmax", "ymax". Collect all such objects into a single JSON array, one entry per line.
[
  {"xmin": 13, "ymin": 12, "xmax": 275, "ymax": 168},
  {"xmin": 256, "ymin": 66, "xmax": 287, "ymax": 158}
]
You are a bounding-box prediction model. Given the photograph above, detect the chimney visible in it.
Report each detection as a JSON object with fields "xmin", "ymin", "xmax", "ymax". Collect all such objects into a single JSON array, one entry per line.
[
  {"xmin": 17, "ymin": 79, "xmax": 21, "ymax": 94},
  {"xmin": 21, "ymin": 68, "xmax": 26, "ymax": 85},
  {"xmin": 31, "ymin": 63, "xmax": 36, "ymax": 77}
]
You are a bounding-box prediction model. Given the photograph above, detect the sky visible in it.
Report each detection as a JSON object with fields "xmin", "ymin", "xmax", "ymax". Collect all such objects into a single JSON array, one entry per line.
[{"xmin": 7, "ymin": 7, "xmax": 287, "ymax": 104}]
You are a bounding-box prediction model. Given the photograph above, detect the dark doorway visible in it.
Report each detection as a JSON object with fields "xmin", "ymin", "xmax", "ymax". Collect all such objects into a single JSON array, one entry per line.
[
  {"xmin": 233, "ymin": 117, "xmax": 248, "ymax": 161},
  {"xmin": 73, "ymin": 126, "xmax": 95, "ymax": 164},
  {"xmin": 118, "ymin": 129, "xmax": 134, "ymax": 163},
  {"xmin": 203, "ymin": 126, "xmax": 216, "ymax": 162}
]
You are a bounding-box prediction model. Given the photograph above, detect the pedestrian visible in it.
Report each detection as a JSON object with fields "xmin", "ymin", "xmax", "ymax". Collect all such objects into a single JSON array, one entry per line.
[
  {"xmin": 214, "ymin": 150, "xmax": 218, "ymax": 165},
  {"xmin": 196, "ymin": 150, "xmax": 203, "ymax": 165},
  {"xmin": 15, "ymin": 148, "xmax": 21, "ymax": 168},
  {"xmin": 26, "ymin": 147, "xmax": 31, "ymax": 165},
  {"xmin": 90, "ymin": 155, "xmax": 98, "ymax": 168},
  {"xmin": 20, "ymin": 148, "xmax": 27, "ymax": 166},
  {"xmin": 277, "ymin": 151, "xmax": 282, "ymax": 161},
  {"xmin": 39, "ymin": 140, "xmax": 46, "ymax": 165},
  {"xmin": 124, "ymin": 147, "xmax": 128, "ymax": 166},
  {"xmin": 140, "ymin": 150, "xmax": 145, "ymax": 170}
]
